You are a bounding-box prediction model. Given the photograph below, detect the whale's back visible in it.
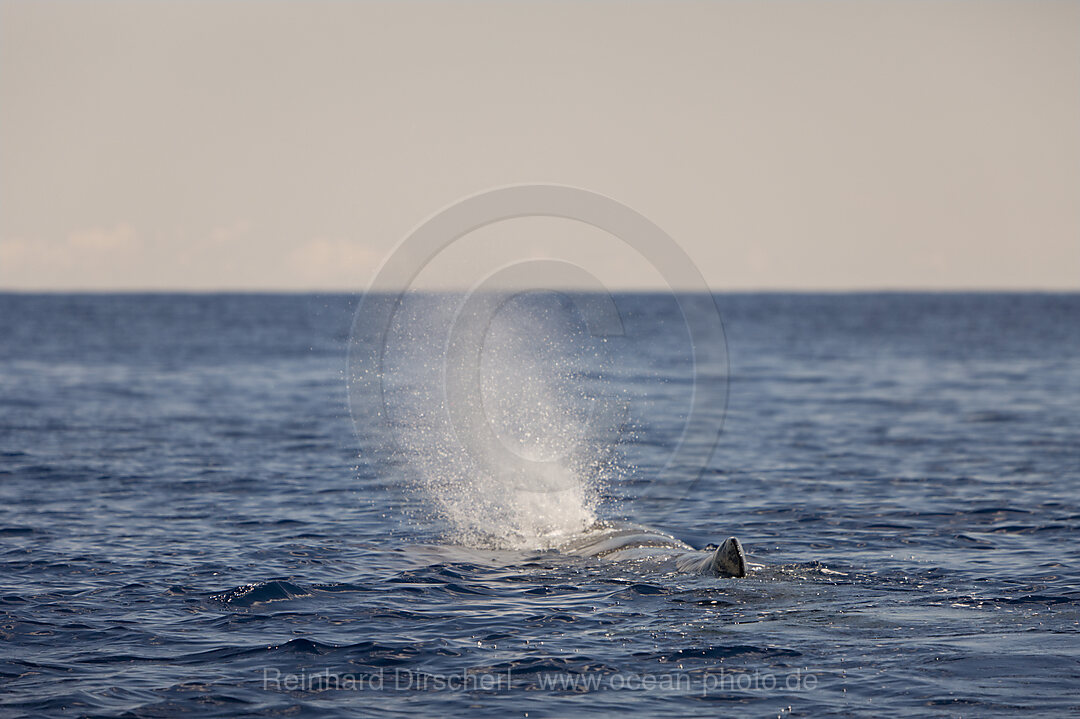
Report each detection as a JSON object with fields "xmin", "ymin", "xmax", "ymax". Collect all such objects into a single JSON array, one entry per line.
[
  {"xmin": 556, "ymin": 522, "xmax": 747, "ymax": 577},
  {"xmin": 556, "ymin": 522, "xmax": 692, "ymax": 559}
]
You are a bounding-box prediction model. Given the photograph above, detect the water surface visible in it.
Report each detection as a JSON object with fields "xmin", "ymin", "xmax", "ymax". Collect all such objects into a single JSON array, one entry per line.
[{"xmin": 1, "ymin": 293, "xmax": 1077, "ymax": 717}]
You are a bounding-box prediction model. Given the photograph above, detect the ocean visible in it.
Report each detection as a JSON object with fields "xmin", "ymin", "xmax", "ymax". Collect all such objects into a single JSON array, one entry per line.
[{"xmin": 1, "ymin": 292, "xmax": 1077, "ymax": 717}]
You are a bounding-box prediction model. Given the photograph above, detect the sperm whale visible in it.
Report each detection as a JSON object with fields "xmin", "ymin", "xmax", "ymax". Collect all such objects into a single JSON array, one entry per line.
[{"xmin": 555, "ymin": 522, "xmax": 748, "ymax": 577}]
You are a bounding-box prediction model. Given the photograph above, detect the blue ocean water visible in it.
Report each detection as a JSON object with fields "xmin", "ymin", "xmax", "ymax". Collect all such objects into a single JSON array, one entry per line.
[{"xmin": 1, "ymin": 292, "xmax": 1078, "ymax": 717}]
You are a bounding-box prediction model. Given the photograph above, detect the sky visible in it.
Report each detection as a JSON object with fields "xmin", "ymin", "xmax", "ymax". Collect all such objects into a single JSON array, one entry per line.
[{"xmin": 1, "ymin": 0, "xmax": 1077, "ymax": 291}]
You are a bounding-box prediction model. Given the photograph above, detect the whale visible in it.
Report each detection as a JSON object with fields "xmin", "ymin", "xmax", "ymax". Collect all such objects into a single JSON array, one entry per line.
[{"xmin": 555, "ymin": 522, "xmax": 748, "ymax": 578}]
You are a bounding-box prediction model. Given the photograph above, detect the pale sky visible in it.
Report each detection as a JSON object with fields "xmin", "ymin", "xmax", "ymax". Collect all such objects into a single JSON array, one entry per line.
[{"xmin": 1, "ymin": 0, "xmax": 1077, "ymax": 291}]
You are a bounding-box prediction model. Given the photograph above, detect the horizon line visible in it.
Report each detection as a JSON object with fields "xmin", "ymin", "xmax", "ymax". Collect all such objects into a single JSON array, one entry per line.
[{"xmin": 2, "ymin": 287, "xmax": 1078, "ymax": 295}]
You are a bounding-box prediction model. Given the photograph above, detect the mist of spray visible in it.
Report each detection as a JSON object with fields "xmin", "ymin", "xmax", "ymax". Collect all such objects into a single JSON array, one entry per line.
[{"xmin": 377, "ymin": 290, "xmax": 621, "ymax": 549}]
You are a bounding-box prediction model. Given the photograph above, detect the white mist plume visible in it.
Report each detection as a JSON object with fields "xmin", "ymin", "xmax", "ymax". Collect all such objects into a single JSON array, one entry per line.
[{"xmin": 379, "ymin": 290, "xmax": 619, "ymax": 549}]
